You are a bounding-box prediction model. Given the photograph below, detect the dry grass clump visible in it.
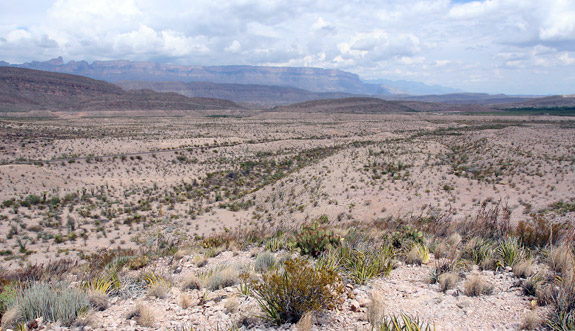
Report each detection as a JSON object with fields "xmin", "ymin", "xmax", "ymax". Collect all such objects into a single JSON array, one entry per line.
[
  {"xmin": 296, "ymin": 311, "xmax": 314, "ymax": 331},
  {"xmin": 180, "ymin": 275, "xmax": 201, "ymax": 290},
  {"xmin": 464, "ymin": 275, "xmax": 494, "ymax": 296},
  {"xmin": 180, "ymin": 293, "xmax": 193, "ymax": 309},
  {"xmin": 521, "ymin": 310, "xmax": 544, "ymax": 330},
  {"xmin": 405, "ymin": 244, "xmax": 429, "ymax": 266},
  {"xmin": 127, "ymin": 302, "xmax": 155, "ymax": 327},
  {"xmin": 88, "ymin": 291, "xmax": 109, "ymax": 311},
  {"xmin": 224, "ymin": 296, "xmax": 239, "ymax": 314},
  {"xmin": 144, "ymin": 272, "xmax": 172, "ymax": 299},
  {"xmin": 198, "ymin": 265, "xmax": 240, "ymax": 291},
  {"xmin": 366, "ymin": 288, "xmax": 385, "ymax": 327},
  {"xmin": 254, "ymin": 252, "xmax": 277, "ymax": 273},
  {"xmin": 548, "ymin": 245, "xmax": 574, "ymax": 274},
  {"xmin": 513, "ymin": 259, "xmax": 536, "ymax": 279},
  {"xmin": 438, "ymin": 272, "xmax": 459, "ymax": 292},
  {"xmin": 1, "ymin": 306, "xmax": 22, "ymax": 330}
]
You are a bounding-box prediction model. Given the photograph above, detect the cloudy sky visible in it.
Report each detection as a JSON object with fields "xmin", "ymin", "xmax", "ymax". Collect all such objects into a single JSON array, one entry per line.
[{"xmin": 1, "ymin": 0, "xmax": 574, "ymax": 95}]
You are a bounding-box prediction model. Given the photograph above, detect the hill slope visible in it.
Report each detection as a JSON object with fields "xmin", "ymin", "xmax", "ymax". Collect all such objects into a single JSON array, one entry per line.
[
  {"xmin": 0, "ymin": 67, "xmax": 242, "ymax": 112},
  {"xmin": 270, "ymin": 97, "xmax": 415, "ymax": 113}
]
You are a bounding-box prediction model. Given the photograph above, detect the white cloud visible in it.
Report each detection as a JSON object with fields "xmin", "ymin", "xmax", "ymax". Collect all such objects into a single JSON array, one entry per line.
[{"xmin": 0, "ymin": 0, "xmax": 573, "ymax": 94}]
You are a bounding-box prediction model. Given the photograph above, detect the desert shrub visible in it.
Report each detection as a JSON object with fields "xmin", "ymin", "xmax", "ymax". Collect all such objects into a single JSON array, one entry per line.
[
  {"xmin": 464, "ymin": 275, "xmax": 493, "ymax": 296},
  {"xmin": 255, "ymin": 252, "xmax": 276, "ymax": 273},
  {"xmin": 4, "ymin": 259, "xmax": 77, "ymax": 282},
  {"xmin": 247, "ymin": 257, "xmax": 344, "ymax": 325},
  {"xmin": 454, "ymin": 200, "xmax": 511, "ymax": 240},
  {"xmin": 16, "ymin": 282, "xmax": 89, "ymax": 326},
  {"xmin": 438, "ymin": 272, "xmax": 459, "ymax": 292},
  {"xmin": 515, "ymin": 216, "xmax": 565, "ymax": 248},
  {"xmin": 0, "ymin": 282, "xmax": 18, "ymax": 317},
  {"xmin": 293, "ymin": 220, "xmax": 340, "ymax": 258},
  {"xmin": 128, "ymin": 256, "xmax": 150, "ymax": 270},
  {"xmin": 372, "ymin": 313, "xmax": 434, "ymax": 331},
  {"xmin": 390, "ymin": 226, "xmax": 424, "ymax": 249}
]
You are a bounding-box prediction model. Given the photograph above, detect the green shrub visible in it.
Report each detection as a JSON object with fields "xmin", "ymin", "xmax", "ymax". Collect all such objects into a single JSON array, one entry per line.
[
  {"xmin": 294, "ymin": 220, "xmax": 340, "ymax": 258},
  {"xmin": 16, "ymin": 283, "xmax": 89, "ymax": 326},
  {"xmin": 247, "ymin": 257, "xmax": 343, "ymax": 325}
]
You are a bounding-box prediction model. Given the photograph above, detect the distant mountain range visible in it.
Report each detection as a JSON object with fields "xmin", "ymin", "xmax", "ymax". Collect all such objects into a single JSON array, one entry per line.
[
  {"xmin": 2, "ymin": 57, "xmax": 464, "ymax": 96},
  {"xmin": 1, "ymin": 62, "xmax": 571, "ymax": 116},
  {"xmin": 1, "ymin": 57, "xmax": 387, "ymax": 95},
  {"xmin": 0, "ymin": 67, "xmax": 242, "ymax": 112}
]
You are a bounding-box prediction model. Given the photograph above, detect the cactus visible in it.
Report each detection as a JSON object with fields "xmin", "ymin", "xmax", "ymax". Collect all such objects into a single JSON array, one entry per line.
[{"xmin": 294, "ymin": 220, "xmax": 340, "ymax": 258}]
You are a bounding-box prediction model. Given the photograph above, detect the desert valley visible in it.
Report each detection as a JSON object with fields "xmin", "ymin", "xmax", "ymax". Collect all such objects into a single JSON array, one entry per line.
[{"xmin": 0, "ymin": 62, "xmax": 574, "ymax": 331}]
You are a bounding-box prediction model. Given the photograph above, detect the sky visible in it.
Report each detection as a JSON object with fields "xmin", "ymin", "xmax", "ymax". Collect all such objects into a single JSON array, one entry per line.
[{"xmin": 0, "ymin": 0, "xmax": 574, "ymax": 95}]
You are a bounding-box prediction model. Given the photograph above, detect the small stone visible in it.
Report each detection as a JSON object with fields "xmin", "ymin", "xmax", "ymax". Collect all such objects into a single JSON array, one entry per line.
[
  {"xmin": 358, "ymin": 298, "xmax": 371, "ymax": 307},
  {"xmin": 350, "ymin": 300, "xmax": 361, "ymax": 312}
]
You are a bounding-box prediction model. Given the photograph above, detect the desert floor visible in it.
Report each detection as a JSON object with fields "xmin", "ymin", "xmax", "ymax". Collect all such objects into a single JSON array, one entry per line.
[{"xmin": 1, "ymin": 112, "xmax": 574, "ymax": 269}]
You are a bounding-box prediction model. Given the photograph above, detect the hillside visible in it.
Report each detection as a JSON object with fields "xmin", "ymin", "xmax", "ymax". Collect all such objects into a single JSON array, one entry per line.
[
  {"xmin": 0, "ymin": 67, "xmax": 242, "ymax": 112},
  {"xmin": 270, "ymin": 97, "xmax": 415, "ymax": 114},
  {"xmin": 497, "ymin": 95, "xmax": 575, "ymax": 108}
]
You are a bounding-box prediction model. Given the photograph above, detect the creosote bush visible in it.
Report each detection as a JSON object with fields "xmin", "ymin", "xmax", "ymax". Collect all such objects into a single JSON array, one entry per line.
[{"xmin": 246, "ymin": 257, "xmax": 344, "ymax": 325}]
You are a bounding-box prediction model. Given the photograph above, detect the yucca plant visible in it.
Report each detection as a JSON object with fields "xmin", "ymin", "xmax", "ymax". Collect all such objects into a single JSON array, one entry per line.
[
  {"xmin": 497, "ymin": 238, "xmax": 525, "ymax": 267},
  {"xmin": 372, "ymin": 313, "xmax": 435, "ymax": 331},
  {"xmin": 82, "ymin": 273, "xmax": 119, "ymax": 295}
]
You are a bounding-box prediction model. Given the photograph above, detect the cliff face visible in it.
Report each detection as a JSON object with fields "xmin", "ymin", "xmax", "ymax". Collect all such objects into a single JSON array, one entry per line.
[
  {"xmin": 0, "ymin": 67, "xmax": 242, "ymax": 112},
  {"xmin": 6, "ymin": 57, "xmax": 387, "ymax": 94}
]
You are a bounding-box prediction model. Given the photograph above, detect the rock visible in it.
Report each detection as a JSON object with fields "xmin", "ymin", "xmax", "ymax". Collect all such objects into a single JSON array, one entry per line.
[
  {"xmin": 350, "ymin": 300, "xmax": 361, "ymax": 312},
  {"xmin": 358, "ymin": 298, "xmax": 371, "ymax": 307}
]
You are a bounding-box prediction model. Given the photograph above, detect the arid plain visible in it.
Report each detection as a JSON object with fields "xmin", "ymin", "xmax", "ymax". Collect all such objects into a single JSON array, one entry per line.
[
  {"xmin": 1, "ymin": 112, "xmax": 574, "ymax": 330},
  {"xmin": 1, "ymin": 113, "xmax": 574, "ymax": 268}
]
